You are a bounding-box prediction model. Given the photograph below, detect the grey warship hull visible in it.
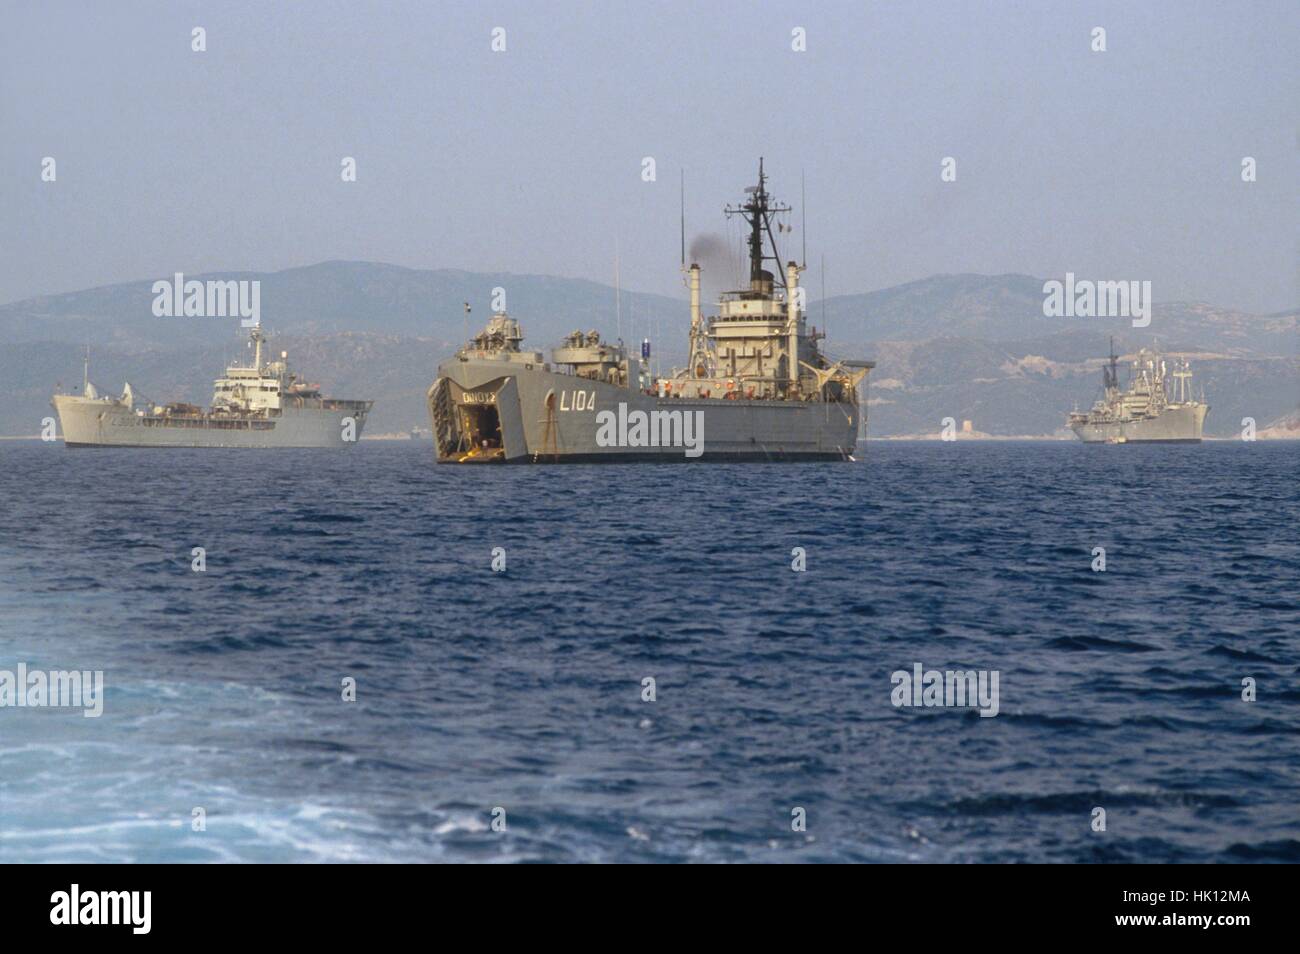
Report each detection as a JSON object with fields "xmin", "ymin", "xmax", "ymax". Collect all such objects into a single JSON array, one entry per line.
[
  {"xmin": 1068, "ymin": 343, "xmax": 1209, "ymax": 444},
  {"xmin": 52, "ymin": 395, "xmax": 369, "ymax": 449},
  {"xmin": 429, "ymin": 361, "xmax": 858, "ymax": 463},
  {"xmin": 51, "ymin": 326, "xmax": 371, "ymax": 448},
  {"xmin": 429, "ymin": 164, "xmax": 871, "ymax": 464},
  {"xmin": 1070, "ymin": 403, "xmax": 1208, "ymax": 443}
]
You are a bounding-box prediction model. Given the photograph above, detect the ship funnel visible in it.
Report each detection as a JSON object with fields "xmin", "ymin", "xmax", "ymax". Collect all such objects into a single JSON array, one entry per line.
[
  {"xmin": 689, "ymin": 263, "xmax": 701, "ymax": 329},
  {"xmin": 248, "ymin": 325, "xmax": 265, "ymax": 370}
]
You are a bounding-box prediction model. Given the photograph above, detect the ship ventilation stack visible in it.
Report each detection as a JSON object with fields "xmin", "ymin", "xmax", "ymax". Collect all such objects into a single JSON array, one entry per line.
[
  {"xmin": 787, "ymin": 261, "xmax": 801, "ymax": 388},
  {"xmin": 689, "ymin": 263, "xmax": 701, "ymax": 328}
]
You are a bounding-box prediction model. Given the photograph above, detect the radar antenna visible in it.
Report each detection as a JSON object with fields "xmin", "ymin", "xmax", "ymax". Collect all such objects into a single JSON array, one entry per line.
[
  {"xmin": 1104, "ymin": 336, "xmax": 1119, "ymax": 392},
  {"xmin": 724, "ymin": 157, "xmax": 793, "ymax": 292}
]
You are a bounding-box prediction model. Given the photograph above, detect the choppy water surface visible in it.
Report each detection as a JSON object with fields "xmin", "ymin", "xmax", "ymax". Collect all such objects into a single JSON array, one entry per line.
[{"xmin": 0, "ymin": 440, "xmax": 1296, "ymax": 862}]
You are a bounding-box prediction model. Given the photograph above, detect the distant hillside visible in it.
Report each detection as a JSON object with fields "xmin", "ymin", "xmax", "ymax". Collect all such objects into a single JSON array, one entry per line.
[
  {"xmin": 1, "ymin": 263, "xmax": 1294, "ymax": 439},
  {"xmin": 0, "ymin": 261, "xmax": 680, "ymax": 350},
  {"xmin": 820, "ymin": 273, "xmax": 1297, "ymax": 356}
]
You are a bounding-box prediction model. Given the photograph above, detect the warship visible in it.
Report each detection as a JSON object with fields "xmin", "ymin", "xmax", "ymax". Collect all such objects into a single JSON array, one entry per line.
[
  {"xmin": 428, "ymin": 162, "xmax": 874, "ymax": 462},
  {"xmin": 51, "ymin": 326, "xmax": 373, "ymax": 448},
  {"xmin": 1068, "ymin": 340, "xmax": 1208, "ymax": 443}
]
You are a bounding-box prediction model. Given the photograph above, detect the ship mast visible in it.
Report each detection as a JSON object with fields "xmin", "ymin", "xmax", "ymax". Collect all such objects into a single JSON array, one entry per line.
[
  {"xmin": 1171, "ymin": 357, "xmax": 1193, "ymax": 404},
  {"xmin": 725, "ymin": 157, "xmax": 792, "ymax": 293}
]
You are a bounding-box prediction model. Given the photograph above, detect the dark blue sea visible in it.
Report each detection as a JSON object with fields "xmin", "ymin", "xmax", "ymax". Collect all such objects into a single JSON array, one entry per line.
[{"xmin": 1, "ymin": 440, "xmax": 1296, "ymax": 863}]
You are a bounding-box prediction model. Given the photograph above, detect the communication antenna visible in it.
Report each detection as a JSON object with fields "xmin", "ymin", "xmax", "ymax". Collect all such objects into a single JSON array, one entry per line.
[
  {"xmin": 820, "ymin": 254, "xmax": 827, "ymax": 336},
  {"xmin": 655, "ymin": 313, "xmax": 662, "ymax": 378},
  {"xmin": 615, "ymin": 237, "xmax": 622, "ymax": 342},
  {"xmin": 680, "ymin": 169, "xmax": 686, "ymax": 269},
  {"xmin": 801, "ymin": 170, "xmax": 807, "ymax": 269}
]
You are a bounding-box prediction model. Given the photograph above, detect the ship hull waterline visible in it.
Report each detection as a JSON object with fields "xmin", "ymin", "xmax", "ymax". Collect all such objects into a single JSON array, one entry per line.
[
  {"xmin": 1070, "ymin": 403, "xmax": 1209, "ymax": 444},
  {"xmin": 51, "ymin": 394, "xmax": 368, "ymax": 449},
  {"xmin": 429, "ymin": 361, "xmax": 860, "ymax": 464}
]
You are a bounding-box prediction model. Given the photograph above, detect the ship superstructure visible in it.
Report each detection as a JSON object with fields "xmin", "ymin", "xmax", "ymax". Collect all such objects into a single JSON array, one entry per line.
[
  {"xmin": 428, "ymin": 163, "xmax": 874, "ymax": 462},
  {"xmin": 51, "ymin": 326, "xmax": 372, "ymax": 448},
  {"xmin": 1067, "ymin": 340, "xmax": 1208, "ymax": 443}
]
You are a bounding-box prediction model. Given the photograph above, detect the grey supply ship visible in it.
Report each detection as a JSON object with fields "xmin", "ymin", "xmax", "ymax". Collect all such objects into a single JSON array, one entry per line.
[
  {"xmin": 1068, "ymin": 340, "xmax": 1208, "ymax": 443},
  {"xmin": 428, "ymin": 163, "xmax": 874, "ymax": 463},
  {"xmin": 51, "ymin": 326, "xmax": 372, "ymax": 448}
]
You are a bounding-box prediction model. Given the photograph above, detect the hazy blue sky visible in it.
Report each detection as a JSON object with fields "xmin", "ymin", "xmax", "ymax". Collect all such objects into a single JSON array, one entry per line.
[{"xmin": 3, "ymin": 0, "xmax": 1296, "ymax": 311}]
